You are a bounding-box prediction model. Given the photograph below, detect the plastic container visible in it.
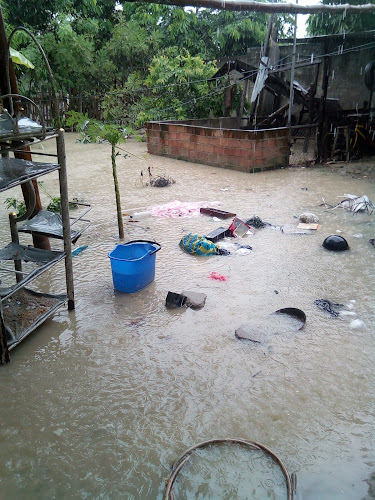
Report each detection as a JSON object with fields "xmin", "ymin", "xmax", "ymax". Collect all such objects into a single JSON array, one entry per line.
[
  {"xmin": 108, "ymin": 240, "xmax": 161, "ymax": 293},
  {"xmin": 228, "ymin": 217, "xmax": 253, "ymax": 238},
  {"xmin": 130, "ymin": 211, "xmax": 152, "ymax": 219}
]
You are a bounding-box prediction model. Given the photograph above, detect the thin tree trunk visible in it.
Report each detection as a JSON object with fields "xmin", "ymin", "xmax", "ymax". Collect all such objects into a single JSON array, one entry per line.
[{"xmin": 111, "ymin": 144, "xmax": 124, "ymax": 240}]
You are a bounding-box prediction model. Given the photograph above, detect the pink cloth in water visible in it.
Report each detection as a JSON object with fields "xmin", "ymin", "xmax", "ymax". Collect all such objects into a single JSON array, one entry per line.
[
  {"xmin": 209, "ymin": 271, "xmax": 228, "ymax": 281},
  {"xmin": 150, "ymin": 200, "xmax": 221, "ymax": 218}
]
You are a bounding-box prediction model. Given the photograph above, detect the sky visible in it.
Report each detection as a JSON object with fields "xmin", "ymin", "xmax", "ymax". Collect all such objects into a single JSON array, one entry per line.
[{"xmin": 296, "ymin": 0, "xmax": 322, "ymax": 38}]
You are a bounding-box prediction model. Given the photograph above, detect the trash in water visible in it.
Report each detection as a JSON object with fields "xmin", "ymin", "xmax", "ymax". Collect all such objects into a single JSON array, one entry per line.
[
  {"xmin": 166, "ymin": 291, "xmax": 187, "ymax": 308},
  {"xmin": 235, "ymin": 308, "xmax": 306, "ymax": 344},
  {"xmin": 182, "ymin": 291, "xmax": 207, "ymax": 309},
  {"xmin": 208, "ymin": 271, "xmax": 228, "ymax": 281},
  {"xmin": 299, "ymin": 212, "xmax": 319, "ymax": 223},
  {"xmin": 315, "ymin": 299, "xmax": 345, "ymax": 317},
  {"xmin": 150, "ymin": 176, "xmax": 175, "ymax": 187},
  {"xmin": 350, "ymin": 319, "xmax": 365, "ymax": 329},
  {"xmin": 297, "ymin": 223, "xmax": 319, "ymax": 230},
  {"xmin": 352, "ymin": 233, "xmax": 363, "ymax": 238},
  {"xmin": 322, "ymin": 194, "xmax": 374, "ymax": 215},
  {"xmin": 163, "ymin": 439, "xmax": 296, "ymax": 500},
  {"xmin": 143, "ymin": 166, "xmax": 175, "ymax": 187},
  {"xmin": 245, "ymin": 216, "xmax": 271, "ymax": 228},
  {"xmin": 322, "ymin": 235, "xmax": 349, "ymax": 251},
  {"xmin": 204, "ymin": 227, "xmax": 231, "ymax": 243},
  {"xmin": 151, "ymin": 200, "xmax": 221, "ymax": 218},
  {"xmin": 228, "ymin": 217, "xmax": 254, "ymax": 237},
  {"xmin": 370, "ymin": 238, "xmax": 375, "ymax": 247},
  {"xmin": 72, "ymin": 245, "xmax": 88, "ymax": 257},
  {"xmin": 200, "ymin": 207, "xmax": 236, "ymax": 219},
  {"xmin": 129, "ymin": 210, "xmax": 152, "ymax": 220},
  {"xmin": 281, "ymin": 227, "xmax": 308, "ymax": 235},
  {"xmin": 179, "ymin": 233, "xmax": 229, "ymax": 256},
  {"xmin": 273, "ymin": 307, "xmax": 306, "ymax": 330},
  {"xmin": 235, "ymin": 324, "xmax": 267, "ymax": 343},
  {"xmin": 235, "ymin": 247, "xmax": 252, "ymax": 256},
  {"xmin": 166, "ymin": 291, "xmax": 206, "ymax": 309}
]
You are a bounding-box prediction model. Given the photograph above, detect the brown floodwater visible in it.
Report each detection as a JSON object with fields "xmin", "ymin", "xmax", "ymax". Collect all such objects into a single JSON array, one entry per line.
[{"xmin": 0, "ymin": 133, "xmax": 374, "ymax": 499}]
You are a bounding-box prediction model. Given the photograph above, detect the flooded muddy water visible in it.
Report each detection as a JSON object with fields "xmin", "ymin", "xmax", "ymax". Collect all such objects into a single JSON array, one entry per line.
[{"xmin": 1, "ymin": 133, "xmax": 374, "ymax": 499}]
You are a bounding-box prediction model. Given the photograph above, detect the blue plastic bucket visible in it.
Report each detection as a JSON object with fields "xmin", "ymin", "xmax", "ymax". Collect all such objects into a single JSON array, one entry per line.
[{"xmin": 108, "ymin": 240, "xmax": 161, "ymax": 293}]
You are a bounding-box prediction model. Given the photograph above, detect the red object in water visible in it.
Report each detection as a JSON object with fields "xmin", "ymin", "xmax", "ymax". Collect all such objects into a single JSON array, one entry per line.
[
  {"xmin": 228, "ymin": 217, "xmax": 253, "ymax": 237},
  {"xmin": 209, "ymin": 271, "xmax": 228, "ymax": 281}
]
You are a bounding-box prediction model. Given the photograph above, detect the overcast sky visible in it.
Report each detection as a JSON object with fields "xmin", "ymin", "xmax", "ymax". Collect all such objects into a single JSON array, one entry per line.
[{"xmin": 296, "ymin": 0, "xmax": 321, "ymax": 37}]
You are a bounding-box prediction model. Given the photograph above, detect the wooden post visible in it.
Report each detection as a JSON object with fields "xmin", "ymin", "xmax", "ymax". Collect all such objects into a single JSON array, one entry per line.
[
  {"xmin": 111, "ymin": 142, "xmax": 124, "ymax": 240},
  {"xmin": 0, "ymin": 305, "xmax": 10, "ymax": 364},
  {"xmin": 56, "ymin": 129, "xmax": 75, "ymax": 310},
  {"xmin": 317, "ymin": 55, "xmax": 331, "ymax": 161}
]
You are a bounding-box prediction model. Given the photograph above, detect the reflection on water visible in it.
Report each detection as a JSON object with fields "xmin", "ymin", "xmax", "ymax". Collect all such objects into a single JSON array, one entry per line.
[{"xmin": 0, "ymin": 134, "xmax": 374, "ymax": 499}]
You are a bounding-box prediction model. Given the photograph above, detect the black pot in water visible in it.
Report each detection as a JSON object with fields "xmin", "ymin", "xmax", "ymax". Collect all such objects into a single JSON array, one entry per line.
[
  {"xmin": 322, "ymin": 235, "xmax": 349, "ymax": 251},
  {"xmin": 274, "ymin": 307, "xmax": 306, "ymax": 330}
]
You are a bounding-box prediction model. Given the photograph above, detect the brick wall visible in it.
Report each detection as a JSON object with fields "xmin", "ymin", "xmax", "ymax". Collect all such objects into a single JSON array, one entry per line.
[{"xmin": 146, "ymin": 121, "xmax": 290, "ymax": 173}]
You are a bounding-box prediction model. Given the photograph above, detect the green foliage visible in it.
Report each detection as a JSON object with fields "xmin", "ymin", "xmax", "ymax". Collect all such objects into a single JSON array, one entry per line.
[
  {"xmin": 4, "ymin": 197, "xmax": 27, "ymax": 217},
  {"xmin": 3, "ymin": 2, "xmax": 292, "ymax": 126},
  {"xmin": 3, "ymin": 185, "xmax": 78, "ymax": 216},
  {"xmin": 306, "ymin": 0, "xmax": 375, "ymax": 35},
  {"xmin": 134, "ymin": 48, "xmax": 227, "ymax": 126},
  {"xmin": 65, "ymin": 111, "xmax": 127, "ymax": 146}
]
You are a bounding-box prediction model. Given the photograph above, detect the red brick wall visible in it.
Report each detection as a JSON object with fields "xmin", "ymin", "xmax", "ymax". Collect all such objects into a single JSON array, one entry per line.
[{"xmin": 146, "ymin": 121, "xmax": 290, "ymax": 173}]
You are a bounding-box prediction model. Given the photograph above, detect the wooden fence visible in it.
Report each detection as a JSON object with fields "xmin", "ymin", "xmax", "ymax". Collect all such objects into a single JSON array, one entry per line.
[{"xmin": 24, "ymin": 92, "xmax": 104, "ymax": 126}]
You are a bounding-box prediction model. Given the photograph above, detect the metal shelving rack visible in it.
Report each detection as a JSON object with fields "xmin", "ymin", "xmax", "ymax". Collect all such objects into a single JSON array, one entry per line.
[
  {"xmin": 0, "ymin": 125, "xmax": 85, "ymax": 361},
  {"xmin": 0, "ymin": 18, "xmax": 93, "ymax": 362}
]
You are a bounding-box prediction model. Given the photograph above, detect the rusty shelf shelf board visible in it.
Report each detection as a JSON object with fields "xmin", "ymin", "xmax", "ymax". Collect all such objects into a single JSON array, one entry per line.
[
  {"xmin": 0, "ymin": 243, "xmax": 65, "ymax": 301},
  {"xmin": 3, "ymin": 288, "xmax": 67, "ymax": 351},
  {"xmin": 200, "ymin": 207, "xmax": 236, "ymax": 219},
  {"xmin": 0, "ymin": 157, "xmax": 60, "ymax": 192}
]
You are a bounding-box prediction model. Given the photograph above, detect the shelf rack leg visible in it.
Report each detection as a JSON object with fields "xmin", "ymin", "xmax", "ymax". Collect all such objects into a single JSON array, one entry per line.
[
  {"xmin": 0, "ymin": 304, "xmax": 10, "ymax": 364},
  {"xmin": 9, "ymin": 212, "xmax": 22, "ymax": 282},
  {"xmin": 57, "ymin": 128, "xmax": 75, "ymax": 310}
]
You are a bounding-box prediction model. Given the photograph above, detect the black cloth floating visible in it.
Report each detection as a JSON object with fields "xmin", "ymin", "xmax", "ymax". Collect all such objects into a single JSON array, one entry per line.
[{"xmin": 315, "ymin": 299, "xmax": 345, "ymax": 317}]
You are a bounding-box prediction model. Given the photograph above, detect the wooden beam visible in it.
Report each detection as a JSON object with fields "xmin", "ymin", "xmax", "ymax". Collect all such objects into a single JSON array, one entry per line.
[{"xmin": 126, "ymin": 0, "xmax": 375, "ymax": 14}]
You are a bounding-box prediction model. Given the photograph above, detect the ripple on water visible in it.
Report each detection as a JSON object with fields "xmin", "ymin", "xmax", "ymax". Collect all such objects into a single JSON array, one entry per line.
[{"xmin": 0, "ymin": 135, "xmax": 374, "ymax": 499}]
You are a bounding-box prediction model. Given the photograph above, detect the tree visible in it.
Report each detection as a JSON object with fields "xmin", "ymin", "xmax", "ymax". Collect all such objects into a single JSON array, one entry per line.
[
  {"xmin": 134, "ymin": 48, "xmax": 235, "ymax": 125},
  {"xmin": 66, "ymin": 112, "xmax": 126, "ymax": 239},
  {"xmin": 307, "ymin": 0, "xmax": 375, "ymax": 35}
]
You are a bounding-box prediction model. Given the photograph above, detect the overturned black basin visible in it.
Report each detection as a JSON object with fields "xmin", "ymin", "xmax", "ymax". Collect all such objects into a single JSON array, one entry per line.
[
  {"xmin": 322, "ymin": 235, "xmax": 349, "ymax": 251},
  {"xmin": 274, "ymin": 307, "xmax": 306, "ymax": 330}
]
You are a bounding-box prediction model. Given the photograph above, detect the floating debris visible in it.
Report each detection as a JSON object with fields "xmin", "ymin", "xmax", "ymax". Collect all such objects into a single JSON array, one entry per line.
[
  {"xmin": 150, "ymin": 175, "xmax": 175, "ymax": 187},
  {"xmin": 322, "ymin": 194, "xmax": 374, "ymax": 215},
  {"xmin": 315, "ymin": 299, "xmax": 345, "ymax": 317},
  {"xmin": 274, "ymin": 307, "xmax": 306, "ymax": 330},
  {"xmin": 299, "ymin": 212, "xmax": 319, "ymax": 223},
  {"xmin": 322, "ymin": 235, "xmax": 349, "ymax": 251},
  {"xmin": 245, "ymin": 216, "xmax": 271, "ymax": 228}
]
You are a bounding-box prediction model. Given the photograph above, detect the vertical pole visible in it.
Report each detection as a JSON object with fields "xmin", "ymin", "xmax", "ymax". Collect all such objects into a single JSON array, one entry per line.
[
  {"xmin": 9, "ymin": 213, "xmax": 23, "ymax": 282},
  {"xmin": 288, "ymin": 2, "xmax": 298, "ymax": 127},
  {"xmin": 0, "ymin": 303, "xmax": 10, "ymax": 364},
  {"xmin": 317, "ymin": 55, "xmax": 330, "ymax": 160},
  {"xmin": 57, "ymin": 129, "xmax": 75, "ymax": 310}
]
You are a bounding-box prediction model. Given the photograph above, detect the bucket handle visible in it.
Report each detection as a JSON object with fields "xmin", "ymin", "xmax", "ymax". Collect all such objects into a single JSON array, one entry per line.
[{"xmin": 123, "ymin": 239, "xmax": 161, "ymax": 255}]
